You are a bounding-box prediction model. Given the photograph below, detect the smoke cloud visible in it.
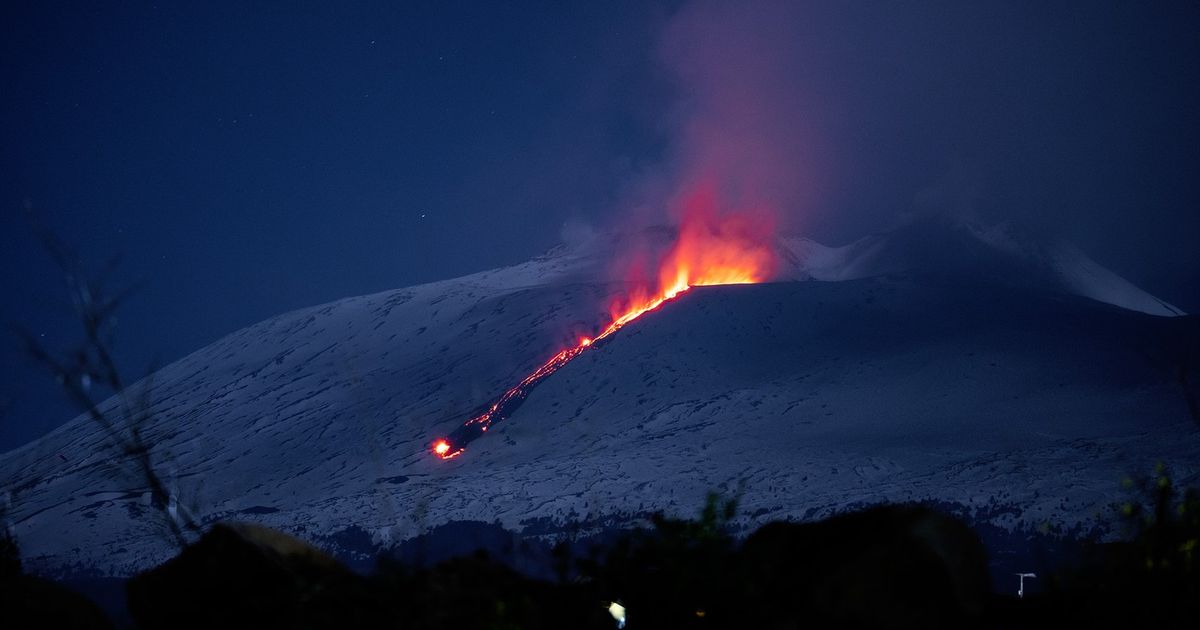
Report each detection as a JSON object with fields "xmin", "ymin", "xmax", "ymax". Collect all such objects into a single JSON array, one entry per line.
[
  {"xmin": 604, "ymin": 0, "xmax": 1197, "ymax": 308},
  {"xmin": 652, "ymin": 0, "xmax": 821, "ymax": 230},
  {"xmin": 607, "ymin": 0, "xmax": 822, "ymax": 287}
]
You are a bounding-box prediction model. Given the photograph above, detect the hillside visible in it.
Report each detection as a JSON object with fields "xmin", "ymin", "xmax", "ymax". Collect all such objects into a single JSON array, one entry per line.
[{"xmin": 2, "ymin": 223, "xmax": 1197, "ymax": 577}]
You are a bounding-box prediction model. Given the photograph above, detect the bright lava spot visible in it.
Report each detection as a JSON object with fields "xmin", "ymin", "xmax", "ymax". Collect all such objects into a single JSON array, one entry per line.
[{"xmin": 430, "ymin": 184, "xmax": 776, "ymax": 460}]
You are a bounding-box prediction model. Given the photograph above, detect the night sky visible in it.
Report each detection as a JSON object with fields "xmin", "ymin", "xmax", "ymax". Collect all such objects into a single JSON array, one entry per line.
[{"xmin": 2, "ymin": 1, "xmax": 1197, "ymax": 451}]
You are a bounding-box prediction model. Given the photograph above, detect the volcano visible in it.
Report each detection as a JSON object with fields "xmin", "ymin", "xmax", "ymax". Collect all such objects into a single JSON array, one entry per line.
[{"xmin": 2, "ymin": 217, "xmax": 1198, "ymax": 577}]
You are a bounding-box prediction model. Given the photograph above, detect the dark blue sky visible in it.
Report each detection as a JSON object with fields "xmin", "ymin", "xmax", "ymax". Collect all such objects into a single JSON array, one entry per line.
[{"xmin": 2, "ymin": 1, "xmax": 1198, "ymax": 450}]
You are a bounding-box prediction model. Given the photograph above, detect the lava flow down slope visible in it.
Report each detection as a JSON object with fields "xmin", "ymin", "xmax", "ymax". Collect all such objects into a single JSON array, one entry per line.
[
  {"xmin": 433, "ymin": 189, "xmax": 777, "ymax": 459},
  {"xmin": 1, "ymin": 213, "xmax": 1198, "ymax": 577}
]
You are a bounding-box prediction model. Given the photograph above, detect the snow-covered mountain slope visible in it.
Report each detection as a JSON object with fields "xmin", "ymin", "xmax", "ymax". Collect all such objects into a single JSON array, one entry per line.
[
  {"xmin": 780, "ymin": 218, "xmax": 1186, "ymax": 317},
  {"xmin": 2, "ymin": 225, "xmax": 1197, "ymax": 577}
]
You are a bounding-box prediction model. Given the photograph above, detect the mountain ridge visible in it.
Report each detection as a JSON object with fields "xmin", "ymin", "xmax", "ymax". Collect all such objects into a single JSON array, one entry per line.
[{"xmin": 2, "ymin": 220, "xmax": 1196, "ymax": 577}]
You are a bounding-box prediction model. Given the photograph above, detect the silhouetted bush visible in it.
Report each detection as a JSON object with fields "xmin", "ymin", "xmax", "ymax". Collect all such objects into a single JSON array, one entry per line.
[
  {"xmin": 1017, "ymin": 465, "xmax": 1200, "ymax": 627},
  {"xmin": 737, "ymin": 504, "xmax": 990, "ymax": 628},
  {"xmin": 128, "ymin": 523, "xmax": 368, "ymax": 630},
  {"xmin": 1, "ymin": 530, "xmax": 113, "ymax": 629},
  {"xmin": 119, "ymin": 496, "xmax": 995, "ymax": 629},
  {"xmin": 576, "ymin": 492, "xmax": 739, "ymax": 627},
  {"xmin": 23, "ymin": 474, "xmax": 1200, "ymax": 628}
]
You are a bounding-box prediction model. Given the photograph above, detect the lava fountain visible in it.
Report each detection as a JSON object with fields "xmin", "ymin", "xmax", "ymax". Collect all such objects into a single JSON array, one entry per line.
[{"xmin": 431, "ymin": 188, "xmax": 776, "ymax": 459}]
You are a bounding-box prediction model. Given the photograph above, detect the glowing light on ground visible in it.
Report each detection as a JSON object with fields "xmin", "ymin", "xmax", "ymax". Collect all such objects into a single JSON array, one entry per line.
[{"xmin": 432, "ymin": 186, "xmax": 776, "ymax": 459}]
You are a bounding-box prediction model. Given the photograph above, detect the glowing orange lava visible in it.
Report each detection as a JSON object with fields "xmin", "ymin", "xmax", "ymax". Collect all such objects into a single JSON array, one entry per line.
[
  {"xmin": 432, "ymin": 186, "xmax": 776, "ymax": 459},
  {"xmin": 601, "ymin": 186, "xmax": 776, "ymax": 340}
]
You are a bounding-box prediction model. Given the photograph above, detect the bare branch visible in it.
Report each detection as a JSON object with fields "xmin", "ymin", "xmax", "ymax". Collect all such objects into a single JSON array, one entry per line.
[{"xmin": 14, "ymin": 209, "xmax": 200, "ymax": 549}]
